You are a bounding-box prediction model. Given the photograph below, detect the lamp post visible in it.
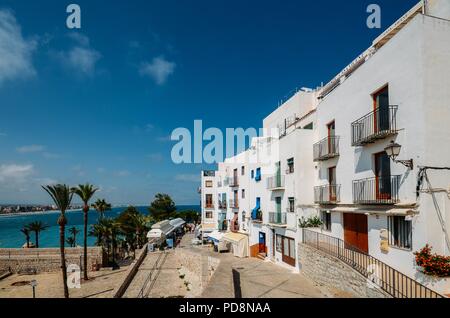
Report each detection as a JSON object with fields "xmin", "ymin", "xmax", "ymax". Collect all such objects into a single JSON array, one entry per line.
[
  {"xmin": 384, "ymin": 141, "xmax": 414, "ymax": 169},
  {"xmin": 30, "ymin": 279, "xmax": 37, "ymax": 298}
]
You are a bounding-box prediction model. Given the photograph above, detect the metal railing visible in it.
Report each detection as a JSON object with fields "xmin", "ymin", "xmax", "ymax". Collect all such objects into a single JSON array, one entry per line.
[
  {"xmin": 266, "ymin": 175, "xmax": 285, "ymax": 189},
  {"xmin": 302, "ymin": 229, "xmax": 444, "ymax": 298},
  {"xmin": 229, "ymin": 199, "xmax": 239, "ymax": 209},
  {"xmin": 252, "ymin": 210, "xmax": 263, "ymax": 222},
  {"xmin": 229, "ymin": 177, "xmax": 239, "ymax": 187},
  {"xmin": 203, "ymin": 170, "xmax": 216, "ymax": 177},
  {"xmin": 313, "ymin": 136, "xmax": 340, "ymax": 161},
  {"xmin": 218, "ymin": 200, "xmax": 227, "ymax": 209},
  {"xmin": 353, "ymin": 175, "xmax": 401, "ymax": 204},
  {"xmin": 268, "ymin": 212, "xmax": 287, "ymax": 225},
  {"xmin": 314, "ymin": 184, "xmax": 341, "ymax": 204},
  {"xmin": 351, "ymin": 105, "xmax": 398, "ymax": 146}
]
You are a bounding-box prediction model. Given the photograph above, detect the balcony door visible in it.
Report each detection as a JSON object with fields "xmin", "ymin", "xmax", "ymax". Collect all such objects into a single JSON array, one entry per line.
[
  {"xmin": 373, "ymin": 86, "xmax": 390, "ymax": 133},
  {"xmin": 327, "ymin": 121, "xmax": 335, "ymax": 154},
  {"xmin": 205, "ymin": 194, "xmax": 213, "ymax": 208},
  {"xmin": 233, "ymin": 190, "xmax": 238, "ymax": 207},
  {"xmin": 375, "ymin": 152, "xmax": 391, "ymax": 200},
  {"xmin": 328, "ymin": 166, "xmax": 337, "ymax": 202},
  {"xmin": 275, "ymin": 161, "xmax": 281, "ymax": 186},
  {"xmin": 233, "ymin": 168, "xmax": 238, "ymax": 185}
]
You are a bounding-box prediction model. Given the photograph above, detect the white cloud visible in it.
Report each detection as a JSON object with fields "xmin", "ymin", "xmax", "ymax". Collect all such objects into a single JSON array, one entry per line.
[
  {"xmin": 0, "ymin": 9, "xmax": 36, "ymax": 86},
  {"xmin": 139, "ymin": 56, "xmax": 175, "ymax": 85},
  {"xmin": 16, "ymin": 144, "xmax": 45, "ymax": 153},
  {"xmin": 175, "ymin": 174, "xmax": 199, "ymax": 183},
  {"xmin": 56, "ymin": 33, "xmax": 101, "ymax": 76},
  {"xmin": 0, "ymin": 163, "xmax": 34, "ymax": 182},
  {"xmin": 115, "ymin": 170, "xmax": 130, "ymax": 177}
]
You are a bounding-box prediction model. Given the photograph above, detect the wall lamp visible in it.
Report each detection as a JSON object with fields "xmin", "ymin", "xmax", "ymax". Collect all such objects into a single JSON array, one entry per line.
[{"xmin": 384, "ymin": 141, "xmax": 414, "ymax": 169}]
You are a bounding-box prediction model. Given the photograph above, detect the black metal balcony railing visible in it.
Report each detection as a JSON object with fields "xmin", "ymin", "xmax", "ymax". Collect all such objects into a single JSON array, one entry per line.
[
  {"xmin": 229, "ymin": 178, "xmax": 239, "ymax": 187},
  {"xmin": 313, "ymin": 136, "xmax": 340, "ymax": 161},
  {"xmin": 353, "ymin": 175, "xmax": 401, "ymax": 204},
  {"xmin": 266, "ymin": 175, "xmax": 285, "ymax": 190},
  {"xmin": 204, "ymin": 203, "xmax": 214, "ymax": 209},
  {"xmin": 351, "ymin": 105, "xmax": 398, "ymax": 146},
  {"xmin": 218, "ymin": 200, "xmax": 227, "ymax": 209},
  {"xmin": 229, "ymin": 199, "xmax": 239, "ymax": 209},
  {"xmin": 314, "ymin": 184, "xmax": 341, "ymax": 204},
  {"xmin": 268, "ymin": 212, "xmax": 287, "ymax": 225},
  {"xmin": 302, "ymin": 229, "xmax": 444, "ymax": 298}
]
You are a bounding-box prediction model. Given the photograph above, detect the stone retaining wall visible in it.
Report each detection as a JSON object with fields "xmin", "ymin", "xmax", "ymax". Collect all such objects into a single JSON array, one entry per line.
[
  {"xmin": 0, "ymin": 247, "xmax": 103, "ymax": 274},
  {"xmin": 298, "ymin": 243, "xmax": 391, "ymax": 298}
]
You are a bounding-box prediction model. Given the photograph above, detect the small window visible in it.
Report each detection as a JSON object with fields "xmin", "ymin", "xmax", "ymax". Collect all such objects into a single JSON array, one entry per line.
[
  {"xmin": 251, "ymin": 170, "xmax": 254, "ymax": 178},
  {"xmin": 242, "ymin": 189, "xmax": 245, "ymax": 199},
  {"xmin": 205, "ymin": 180, "xmax": 213, "ymax": 188},
  {"xmin": 303, "ymin": 122, "xmax": 313, "ymax": 130},
  {"xmin": 288, "ymin": 197, "xmax": 295, "ymax": 213},
  {"xmin": 242, "ymin": 211, "xmax": 246, "ymax": 222},
  {"xmin": 241, "ymin": 166, "xmax": 245, "ymax": 175},
  {"xmin": 255, "ymin": 168, "xmax": 261, "ymax": 181},
  {"xmin": 276, "ymin": 235, "xmax": 282, "ymax": 253},
  {"xmin": 321, "ymin": 211, "xmax": 331, "ymax": 231},
  {"xmin": 287, "ymin": 158, "xmax": 294, "ymax": 174},
  {"xmin": 205, "ymin": 211, "xmax": 213, "ymax": 219},
  {"xmin": 388, "ymin": 216, "xmax": 412, "ymax": 249}
]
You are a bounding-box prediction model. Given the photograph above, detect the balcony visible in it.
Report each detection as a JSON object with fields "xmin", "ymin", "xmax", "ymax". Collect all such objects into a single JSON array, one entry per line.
[
  {"xmin": 266, "ymin": 175, "xmax": 285, "ymax": 190},
  {"xmin": 353, "ymin": 175, "xmax": 401, "ymax": 204},
  {"xmin": 229, "ymin": 177, "xmax": 239, "ymax": 187},
  {"xmin": 314, "ymin": 184, "xmax": 341, "ymax": 204},
  {"xmin": 229, "ymin": 199, "xmax": 239, "ymax": 209},
  {"xmin": 313, "ymin": 136, "xmax": 340, "ymax": 161},
  {"xmin": 252, "ymin": 209, "xmax": 263, "ymax": 222},
  {"xmin": 351, "ymin": 106, "xmax": 398, "ymax": 146},
  {"xmin": 204, "ymin": 203, "xmax": 214, "ymax": 209},
  {"xmin": 268, "ymin": 212, "xmax": 287, "ymax": 225},
  {"xmin": 218, "ymin": 200, "xmax": 227, "ymax": 209}
]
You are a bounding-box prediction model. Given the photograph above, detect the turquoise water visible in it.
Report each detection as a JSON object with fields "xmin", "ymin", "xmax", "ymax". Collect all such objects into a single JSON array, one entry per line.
[{"xmin": 0, "ymin": 205, "xmax": 199, "ymax": 248}]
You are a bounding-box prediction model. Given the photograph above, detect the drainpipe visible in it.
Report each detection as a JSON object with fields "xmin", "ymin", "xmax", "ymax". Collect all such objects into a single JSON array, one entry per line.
[{"xmin": 422, "ymin": 0, "xmax": 428, "ymax": 15}]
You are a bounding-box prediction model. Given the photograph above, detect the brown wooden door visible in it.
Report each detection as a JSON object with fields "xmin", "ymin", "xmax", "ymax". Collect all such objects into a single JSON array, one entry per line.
[
  {"xmin": 375, "ymin": 152, "xmax": 391, "ymax": 200},
  {"xmin": 343, "ymin": 213, "xmax": 368, "ymax": 253},
  {"xmin": 281, "ymin": 236, "xmax": 296, "ymax": 266},
  {"xmin": 328, "ymin": 166, "xmax": 336, "ymax": 201}
]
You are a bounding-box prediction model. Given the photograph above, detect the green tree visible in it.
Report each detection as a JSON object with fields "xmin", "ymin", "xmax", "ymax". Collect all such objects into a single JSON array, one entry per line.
[
  {"xmin": 20, "ymin": 227, "xmax": 31, "ymax": 248},
  {"xmin": 68, "ymin": 226, "xmax": 80, "ymax": 247},
  {"xmin": 71, "ymin": 183, "xmax": 98, "ymax": 280},
  {"xmin": 42, "ymin": 184, "xmax": 73, "ymax": 298},
  {"xmin": 174, "ymin": 210, "xmax": 200, "ymax": 223},
  {"xmin": 148, "ymin": 193, "xmax": 176, "ymax": 222},
  {"xmin": 92, "ymin": 199, "xmax": 112, "ymax": 219},
  {"xmin": 26, "ymin": 221, "xmax": 49, "ymax": 248}
]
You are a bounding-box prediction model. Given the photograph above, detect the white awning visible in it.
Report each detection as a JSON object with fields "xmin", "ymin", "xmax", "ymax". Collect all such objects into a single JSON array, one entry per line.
[
  {"xmin": 170, "ymin": 218, "xmax": 186, "ymax": 229},
  {"xmin": 151, "ymin": 220, "xmax": 175, "ymax": 235},
  {"xmin": 147, "ymin": 229, "xmax": 163, "ymax": 239},
  {"xmin": 207, "ymin": 231, "xmax": 224, "ymax": 242}
]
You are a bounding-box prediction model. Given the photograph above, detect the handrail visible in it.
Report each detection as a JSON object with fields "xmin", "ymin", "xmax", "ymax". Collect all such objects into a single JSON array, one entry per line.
[{"xmin": 302, "ymin": 229, "xmax": 444, "ymax": 298}]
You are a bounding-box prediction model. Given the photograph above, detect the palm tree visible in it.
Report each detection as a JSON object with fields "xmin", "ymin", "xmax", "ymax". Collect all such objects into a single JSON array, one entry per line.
[
  {"xmin": 89, "ymin": 218, "xmax": 120, "ymax": 267},
  {"xmin": 68, "ymin": 226, "xmax": 80, "ymax": 247},
  {"xmin": 26, "ymin": 221, "xmax": 49, "ymax": 248},
  {"xmin": 20, "ymin": 227, "xmax": 31, "ymax": 248},
  {"xmin": 66, "ymin": 236, "xmax": 76, "ymax": 247},
  {"xmin": 92, "ymin": 199, "xmax": 112, "ymax": 219},
  {"xmin": 42, "ymin": 184, "xmax": 73, "ymax": 298},
  {"xmin": 71, "ymin": 183, "xmax": 98, "ymax": 280}
]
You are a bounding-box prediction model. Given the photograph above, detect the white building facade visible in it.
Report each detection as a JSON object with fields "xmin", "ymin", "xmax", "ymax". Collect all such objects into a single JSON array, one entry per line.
[{"xmin": 199, "ymin": 0, "xmax": 450, "ymax": 295}]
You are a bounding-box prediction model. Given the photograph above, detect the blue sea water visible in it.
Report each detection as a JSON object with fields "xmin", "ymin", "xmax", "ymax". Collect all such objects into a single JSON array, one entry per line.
[{"xmin": 0, "ymin": 205, "xmax": 199, "ymax": 248}]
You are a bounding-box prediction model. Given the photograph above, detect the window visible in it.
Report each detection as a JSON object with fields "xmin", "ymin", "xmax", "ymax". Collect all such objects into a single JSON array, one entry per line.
[
  {"xmin": 255, "ymin": 168, "xmax": 261, "ymax": 181},
  {"xmin": 242, "ymin": 211, "xmax": 246, "ymax": 222},
  {"xmin": 241, "ymin": 166, "xmax": 245, "ymax": 175},
  {"xmin": 241, "ymin": 189, "xmax": 245, "ymax": 199},
  {"xmin": 205, "ymin": 211, "xmax": 213, "ymax": 219},
  {"xmin": 388, "ymin": 216, "xmax": 412, "ymax": 249},
  {"xmin": 288, "ymin": 197, "xmax": 295, "ymax": 213},
  {"xmin": 303, "ymin": 122, "xmax": 313, "ymax": 130},
  {"xmin": 251, "ymin": 170, "xmax": 254, "ymax": 179},
  {"xmin": 276, "ymin": 235, "xmax": 282, "ymax": 253},
  {"xmin": 205, "ymin": 180, "xmax": 213, "ymax": 188},
  {"xmin": 205, "ymin": 194, "xmax": 213, "ymax": 208},
  {"xmin": 287, "ymin": 158, "xmax": 294, "ymax": 174},
  {"xmin": 321, "ymin": 211, "xmax": 331, "ymax": 231}
]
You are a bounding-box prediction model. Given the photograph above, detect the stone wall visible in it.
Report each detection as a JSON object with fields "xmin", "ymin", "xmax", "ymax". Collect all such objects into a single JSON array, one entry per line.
[
  {"xmin": 298, "ymin": 243, "xmax": 391, "ymax": 298},
  {"xmin": 0, "ymin": 247, "xmax": 103, "ymax": 274},
  {"xmin": 175, "ymin": 248, "xmax": 220, "ymax": 297}
]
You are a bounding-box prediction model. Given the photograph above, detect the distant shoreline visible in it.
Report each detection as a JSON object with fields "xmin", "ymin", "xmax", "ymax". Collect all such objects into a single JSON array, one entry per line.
[{"xmin": 0, "ymin": 209, "xmax": 83, "ymax": 218}]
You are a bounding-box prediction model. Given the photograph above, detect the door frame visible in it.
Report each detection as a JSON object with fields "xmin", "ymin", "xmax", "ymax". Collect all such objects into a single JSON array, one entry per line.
[{"xmin": 281, "ymin": 236, "xmax": 296, "ymax": 267}]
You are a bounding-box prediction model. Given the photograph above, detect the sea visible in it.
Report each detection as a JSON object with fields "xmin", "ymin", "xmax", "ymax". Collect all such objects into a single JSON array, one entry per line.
[{"xmin": 0, "ymin": 205, "xmax": 200, "ymax": 248}]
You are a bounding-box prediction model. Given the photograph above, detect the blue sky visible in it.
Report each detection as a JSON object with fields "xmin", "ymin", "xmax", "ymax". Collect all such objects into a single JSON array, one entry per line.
[{"xmin": 0, "ymin": 0, "xmax": 418, "ymax": 205}]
